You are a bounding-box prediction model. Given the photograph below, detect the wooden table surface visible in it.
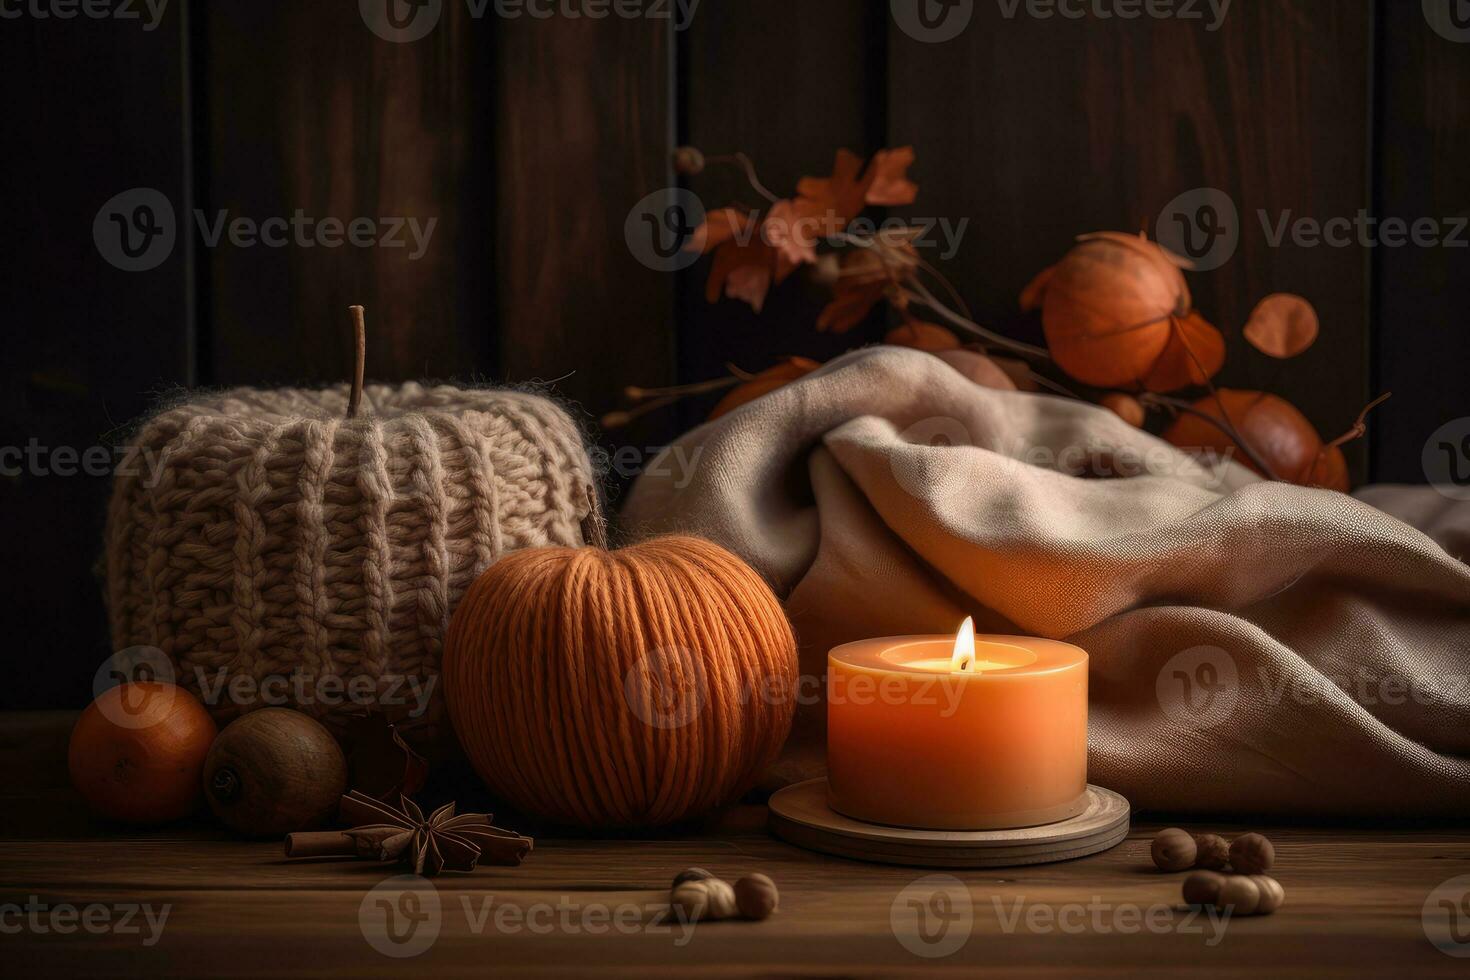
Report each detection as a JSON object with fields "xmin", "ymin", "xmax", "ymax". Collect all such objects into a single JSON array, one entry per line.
[{"xmin": 6, "ymin": 710, "xmax": 1469, "ymax": 978}]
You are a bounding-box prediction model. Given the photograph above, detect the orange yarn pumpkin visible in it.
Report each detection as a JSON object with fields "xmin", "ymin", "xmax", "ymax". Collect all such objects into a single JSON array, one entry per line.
[{"xmin": 443, "ymin": 536, "xmax": 798, "ymax": 829}]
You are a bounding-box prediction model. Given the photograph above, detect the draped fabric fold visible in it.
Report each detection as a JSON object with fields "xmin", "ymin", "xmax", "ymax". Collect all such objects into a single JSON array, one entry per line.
[{"xmin": 623, "ymin": 346, "xmax": 1470, "ymax": 817}]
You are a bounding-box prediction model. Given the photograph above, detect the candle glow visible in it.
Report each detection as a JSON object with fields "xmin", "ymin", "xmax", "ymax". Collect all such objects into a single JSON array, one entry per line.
[
  {"xmin": 952, "ymin": 615, "xmax": 976, "ymax": 672},
  {"xmin": 827, "ymin": 625, "xmax": 1089, "ymax": 830}
]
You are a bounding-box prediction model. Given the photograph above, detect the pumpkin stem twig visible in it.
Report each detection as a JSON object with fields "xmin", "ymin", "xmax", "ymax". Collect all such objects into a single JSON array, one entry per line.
[
  {"xmin": 1324, "ymin": 392, "xmax": 1392, "ymax": 451},
  {"xmin": 347, "ymin": 305, "xmax": 366, "ymax": 421},
  {"xmin": 581, "ymin": 484, "xmax": 610, "ymax": 550},
  {"xmin": 703, "ymin": 152, "xmax": 782, "ymax": 206},
  {"xmin": 1170, "ymin": 319, "xmax": 1281, "ymax": 482}
]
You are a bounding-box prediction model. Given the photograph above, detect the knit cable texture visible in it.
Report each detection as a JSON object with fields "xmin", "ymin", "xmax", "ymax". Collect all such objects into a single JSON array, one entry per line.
[{"xmin": 104, "ymin": 382, "xmax": 596, "ymax": 743}]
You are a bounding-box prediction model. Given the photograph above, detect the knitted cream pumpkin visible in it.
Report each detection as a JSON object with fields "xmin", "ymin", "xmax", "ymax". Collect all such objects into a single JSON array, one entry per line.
[
  {"xmin": 104, "ymin": 381, "xmax": 598, "ymax": 745},
  {"xmin": 443, "ymin": 536, "xmax": 799, "ymax": 828}
]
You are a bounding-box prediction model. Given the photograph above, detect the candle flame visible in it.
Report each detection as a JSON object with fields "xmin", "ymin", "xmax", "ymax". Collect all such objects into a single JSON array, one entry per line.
[{"xmin": 951, "ymin": 616, "xmax": 976, "ymax": 672}]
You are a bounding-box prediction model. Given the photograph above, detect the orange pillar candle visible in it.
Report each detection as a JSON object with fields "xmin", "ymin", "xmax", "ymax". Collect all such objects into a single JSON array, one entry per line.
[{"xmin": 826, "ymin": 618, "xmax": 1088, "ymax": 830}]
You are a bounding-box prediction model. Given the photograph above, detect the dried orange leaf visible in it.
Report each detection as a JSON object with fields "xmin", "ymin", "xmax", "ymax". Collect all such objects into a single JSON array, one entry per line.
[
  {"xmin": 1141, "ymin": 312, "xmax": 1226, "ymax": 392},
  {"xmin": 816, "ymin": 281, "xmax": 887, "ymax": 333},
  {"xmin": 686, "ymin": 207, "xmax": 755, "ymax": 254},
  {"xmin": 1019, "ymin": 264, "xmax": 1057, "ymax": 311},
  {"xmin": 1244, "ymin": 293, "xmax": 1319, "ymax": 359},
  {"xmin": 722, "ymin": 263, "xmax": 774, "ymax": 313},
  {"xmin": 795, "ymin": 149, "xmax": 874, "ymax": 230},
  {"xmin": 695, "ymin": 208, "xmax": 781, "ymax": 312},
  {"xmin": 865, "ymin": 147, "xmax": 918, "ymax": 207},
  {"xmin": 763, "ymin": 199, "xmax": 818, "ymax": 272}
]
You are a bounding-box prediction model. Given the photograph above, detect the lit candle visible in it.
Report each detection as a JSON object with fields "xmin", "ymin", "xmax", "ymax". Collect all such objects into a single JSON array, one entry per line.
[{"xmin": 826, "ymin": 618, "xmax": 1088, "ymax": 830}]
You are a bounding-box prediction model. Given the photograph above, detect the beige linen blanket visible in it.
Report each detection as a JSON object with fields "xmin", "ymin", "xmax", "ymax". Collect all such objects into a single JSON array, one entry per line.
[{"xmin": 622, "ymin": 346, "xmax": 1470, "ymax": 817}]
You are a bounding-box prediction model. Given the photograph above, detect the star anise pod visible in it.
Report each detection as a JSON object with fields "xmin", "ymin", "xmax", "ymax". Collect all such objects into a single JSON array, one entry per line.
[{"xmin": 338, "ymin": 791, "xmax": 533, "ymax": 876}]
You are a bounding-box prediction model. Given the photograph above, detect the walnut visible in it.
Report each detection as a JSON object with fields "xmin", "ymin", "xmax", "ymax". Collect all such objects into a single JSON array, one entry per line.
[
  {"xmin": 1229, "ymin": 833, "xmax": 1275, "ymax": 875},
  {"xmin": 1150, "ymin": 828, "xmax": 1198, "ymax": 872},
  {"xmin": 1193, "ymin": 833, "xmax": 1231, "ymax": 870}
]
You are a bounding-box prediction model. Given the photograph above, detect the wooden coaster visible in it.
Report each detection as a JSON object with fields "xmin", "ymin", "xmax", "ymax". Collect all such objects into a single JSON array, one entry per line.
[{"xmin": 768, "ymin": 779, "xmax": 1130, "ymax": 868}]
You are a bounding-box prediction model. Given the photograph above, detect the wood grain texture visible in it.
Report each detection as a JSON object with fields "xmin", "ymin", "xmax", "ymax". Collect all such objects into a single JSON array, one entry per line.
[
  {"xmin": 888, "ymin": 1, "xmax": 1375, "ymax": 479},
  {"xmin": 6, "ymin": 712, "xmax": 1470, "ymax": 977},
  {"xmin": 1372, "ymin": 4, "xmax": 1470, "ymax": 482},
  {"xmin": 493, "ymin": 13, "xmax": 676, "ymax": 437},
  {"xmin": 201, "ymin": 0, "xmax": 494, "ymax": 386},
  {"xmin": 675, "ymin": 0, "xmax": 888, "ymax": 427},
  {"xmin": 0, "ymin": 10, "xmax": 191, "ymax": 709}
]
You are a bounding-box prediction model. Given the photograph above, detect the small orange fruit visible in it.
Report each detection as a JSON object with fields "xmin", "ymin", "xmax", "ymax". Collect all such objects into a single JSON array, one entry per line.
[{"xmin": 68, "ymin": 682, "xmax": 217, "ymax": 824}]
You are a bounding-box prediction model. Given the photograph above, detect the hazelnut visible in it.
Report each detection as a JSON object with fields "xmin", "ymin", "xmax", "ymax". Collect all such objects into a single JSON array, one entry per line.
[
  {"xmin": 671, "ymin": 877, "xmax": 737, "ymax": 922},
  {"xmin": 734, "ymin": 873, "xmax": 779, "ymax": 920},
  {"xmin": 1250, "ymin": 875, "xmax": 1286, "ymax": 914},
  {"xmin": 1230, "ymin": 833, "xmax": 1275, "ymax": 875},
  {"xmin": 672, "ymin": 867, "xmax": 716, "ymax": 888},
  {"xmin": 1217, "ymin": 874, "xmax": 1262, "ymax": 915},
  {"xmin": 1193, "ymin": 833, "xmax": 1230, "ymax": 870},
  {"xmin": 1150, "ymin": 828, "xmax": 1197, "ymax": 872},
  {"xmin": 1182, "ymin": 870, "xmax": 1225, "ymax": 906}
]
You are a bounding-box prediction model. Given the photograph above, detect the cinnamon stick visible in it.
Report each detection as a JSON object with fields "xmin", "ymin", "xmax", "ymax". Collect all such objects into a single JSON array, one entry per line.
[{"xmin": 284, "ymin": 831, "xmax": 357, "ymax": 859}]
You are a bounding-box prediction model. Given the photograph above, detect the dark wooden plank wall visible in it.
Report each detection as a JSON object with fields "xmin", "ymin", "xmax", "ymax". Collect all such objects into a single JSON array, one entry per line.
[
  {"xmin": 492, "ymin": 13, "xmax": 677, "ymax": 471},
  {"xmin": 675, "ymin": 0, "xmax": 888, "ymax": 426},
  {"xmin": 0, "ymin": 8, "xmax": 192, "ymax": 709},
  {"xmin": 885, "ymin": 0, "xmax": 1375, "ymax": 478},
  {"xmin": 1374, "ymin": 2, "xmax": 1470, "ymax": 483},
  {"xmin": 3, "ymin": 0, "xmax": 1467, "ymax": 708},
  {"xmin": 201, "ymin": 0, "xmax": 495, "ymax": 387}
]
